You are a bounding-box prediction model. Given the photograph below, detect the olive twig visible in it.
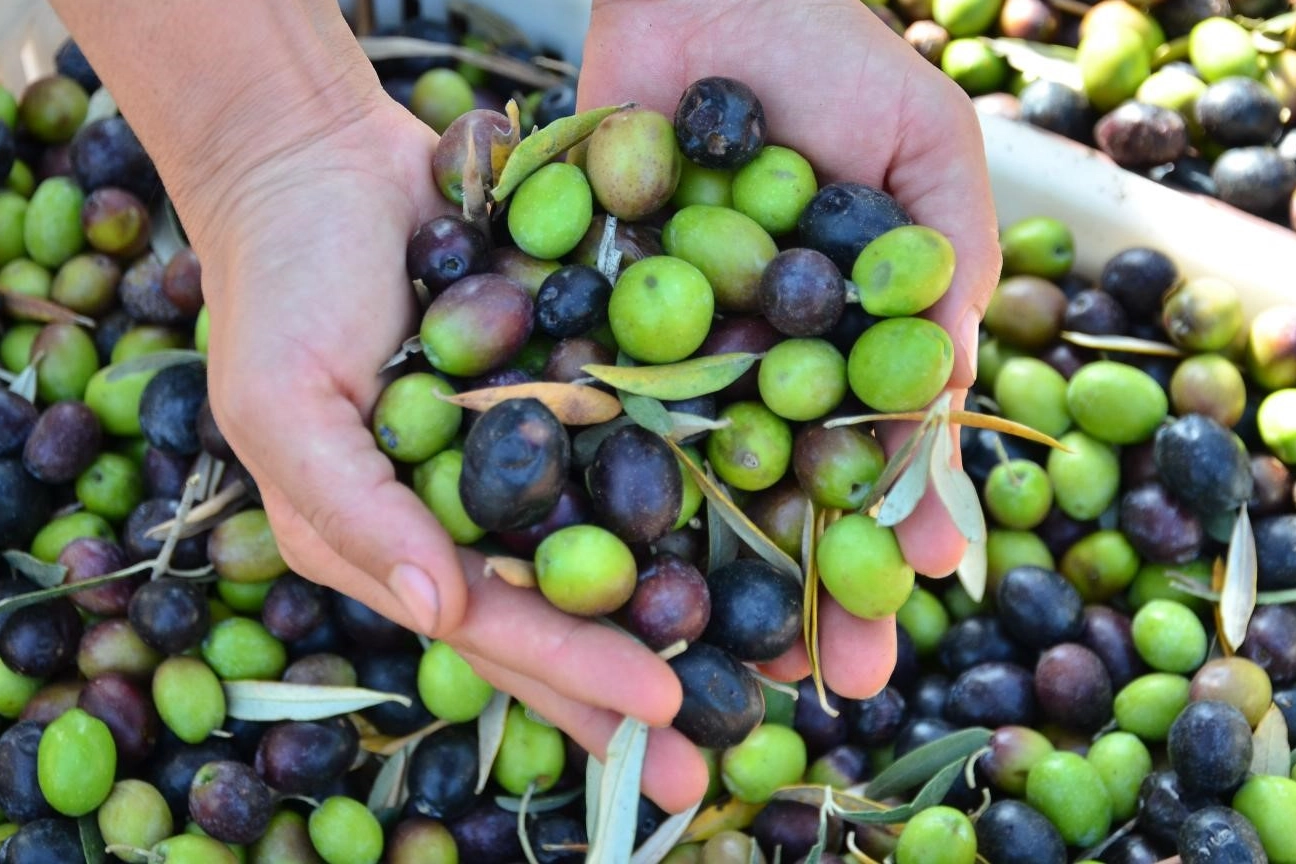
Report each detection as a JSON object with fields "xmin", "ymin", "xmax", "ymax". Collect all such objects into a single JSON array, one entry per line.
[{"xmin": 150, "ymin": 474, "xmax": 201, "ymax": 579}]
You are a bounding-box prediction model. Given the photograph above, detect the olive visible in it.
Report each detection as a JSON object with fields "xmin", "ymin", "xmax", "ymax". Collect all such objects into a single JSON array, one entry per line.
[
  {"xmin": 668, "ymin": 643, "xmax": 764, "ymax": 749},
  {"xmin": 701, "ymin": 559, "xmax": 802, "ymax": 663}
]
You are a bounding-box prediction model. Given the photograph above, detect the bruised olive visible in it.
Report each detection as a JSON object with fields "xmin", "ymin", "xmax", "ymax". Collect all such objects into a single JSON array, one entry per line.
[{"xmin": 674, "ymin": 76, "xmax": 767, "ymax": 169}]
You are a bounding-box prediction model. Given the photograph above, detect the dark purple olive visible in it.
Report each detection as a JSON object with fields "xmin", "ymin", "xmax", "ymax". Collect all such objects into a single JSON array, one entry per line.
[
  {"xmin": 406, "ymin": 216, "xmax": 490, "ymax": 295},
  {"xmin": 701, "ymin": 558, "xmax": 802, "ymax": 662},
  {"xmin": 668, "ymin": 642, "xmax": 764, "ymax": 749},
  {"xmin": 619, "ymin": 553, "xmax": 710, "ymax": 651},
  {"xmin": 254, "ymin": 718, "xmax": 359, "ymax": 796},
  {"xmin": 21, "ymin": 400, "xmax": 101, "ymax": 484},
  {"xmin": 459, "ymin": 398, "xmax": 570, "ymax": 533},
  {"xmin": 188, "ymin": 759, "xmax": 273, "ymax": 845},
  {"xmin": 1033, "ymin": 642, "xmax": 1113, "ymax": 732},
  {"xmin": 77, "ymin": 672, "xmax": 160, "ymax": 767},
  {"xmin": 673, "ymin": 76, "xmax": 767, "ymax": 169}
]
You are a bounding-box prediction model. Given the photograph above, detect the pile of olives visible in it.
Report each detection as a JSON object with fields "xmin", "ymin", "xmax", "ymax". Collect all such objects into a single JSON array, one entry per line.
[
  {"xmin": 4, "ymin": 9, "xmax": 1296, "ymax": 864},
  {"xmin": 875, "ymin": 0, "xmax": 1296, "ymax": 229}
]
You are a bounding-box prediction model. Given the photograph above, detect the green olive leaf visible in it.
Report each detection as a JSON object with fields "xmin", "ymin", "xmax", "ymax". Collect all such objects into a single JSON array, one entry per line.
[
  {"xmin": 664, "ymin": 437, "xmax": 802, "ymax": 582},
  {"xmin": 582, "ymin": 353, "xmax": 760, "ymax": 402},
  {"xmin": 840, "ymin": 757, "xmax": 969, "ymax": 824},
  {"xmin": 585, "ymin": 732, "xmax": 604, "ymax": 841},
  {"xmin": 491, "ymin": 103, "xmax": 633, "ymax": 201},
  {"xmin": 855, "ymin": 420, "xmax": 929, "ymax": 515},
  {"xmin": 573, "ymin": 417, "xmax": 636, "ymax": 467},
  {"xmin": 630, "ymin": 798, "xmax": 703, "ymax": 864},
  {"xmin": 1250, "ymin": 702, "xmax": 1291, "ymax": 777},
  {"xmin": 666, "ymin": 411, "xmax": 732, "ymax": 441},
  {"xmin": 223, "ymin": 681, "xmax": 411, "ymax": 721},
  {"xmin": 104, "ymin": 349, "xmax": 206, "ymax": 383},
  {"xmin": 585, "ymin": 716, "xmax": 650, "ymax": 864},
  {"xmin": 476, "ymin": 690, "xmax": 513, "ymax": 795},
  {"xmin": 705, "ymin": 465, "xmax": 740, "ymax": 574},
  {"xmin": 78, "ymin": 813, "xmax": 107, "ymax": 864},
  {"xmin": 865, "ymin": 727, "xmax": 992, "ymax": 801},
  {"xmin": 877, "ymin": 423, "xmax": 938, "ymax": 527},
  {"xmin": 3, "ymin": 550, "xmax": 68, "ymax": 588},
  {"xmin": 365, "ymin": 741, "xmax": 413, "ymax": 817},
  {"xmin": 621, "ymin": 392, "xmax": 675, "ymax": 436},
  {"xmin": 1220, "ymin": 505, "xmax": 1259, "ymax": 652},
  {"xmin": 982, "ymin": 37, "xmax": 1082, "ymax": 90},
  {"xmin": 929, "ymin": 425, "xmax": 987, "ymax": 544},
  {"xmin": 517, "ymin": 781, "xmax": 542, "ymax": 864},
  {"xmin": 0, "ymin": 560, "xmax": 158, "ymax": 618},
  {"xmin": 774, "ymin": 785, "xmax": 883, "ymax": 813},
  {"xmin": 494, "ymin": 786, "xmax": 584, "ymax": 815}
]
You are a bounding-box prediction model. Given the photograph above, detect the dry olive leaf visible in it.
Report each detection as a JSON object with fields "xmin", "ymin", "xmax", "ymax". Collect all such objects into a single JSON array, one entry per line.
[
  {"xmin": 380, "ymin": 336, "xmax": 424, "ymax": 373},
  {"xmin": 484, "ymin": 555, "xmax": 538, "ymax": 589},
  {"xmin": 491, "ymin": 103, "xmax": 634, "ymax": 201},
  {"xmin": 0, "ymin": 290, "xmax": 96, "ymax": 327},
  {"xmin": 493, "ymin": 100, "xmax": 523, "ymax": 182},
  {"xmin": 679, "ymin": 797, "xmax": 765, "ymax": 844},
  {"xmin": 462, "ymin": 131, "xmax": 491, "ymax": 235},
  {"xmin": 2, "ymin": 551, "xmax": 67, "ymax": 589},
  {"xmin": 476, "ymin": 690, "xmax": 512, "ymax": 794},
  {"xmin": 356, "ymin": 35, "xmax": 563, "ymax": 90},
  {"xmin": 437, "ymin": 381, "xmax": 622, "ymax": 426},
  {"xmin": 803, "ymin": 503, "xmax": 838, "ymax": 718},
  {"xmin": 222, "ymin": 681, "xmax": 411, "ymax": 722},
  {"xmin": 1061, "ymin": 330, "xmax": 1185, "ymax": 357},
  {"xmin": 581, "ymin": 353, "xmax": 760, "ymax": 402},
  {"xmin": 360, "ymin": 717, "xmax": 452, "ymax": 757},
  {"xmin": 664, "ymin": 437, "xmax": 802, "ymax": 582},
  {"xmin": 1219, "ymin": 505, "xmax": 1258, "ymax": 652},
  {"xmin": 630, "ymin": 798, "xmax": 703, "ymax": 864},
  {"xmin": 595, "ymin": 214, "xmax": 622, "ymax": 284},
  {"xmin": 585, "ymin": 716, "xmax": 650, "ymax": 864},
  {"xmin": 1250, "ymin": 702, "xmax": 1291, "ymax": 777}
]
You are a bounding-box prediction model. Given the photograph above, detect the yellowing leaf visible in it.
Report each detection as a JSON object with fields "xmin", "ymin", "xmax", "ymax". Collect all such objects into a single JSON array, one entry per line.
[
  {"xmin": 947, "ymin": 411, "xmax": 1070, "ymax": 450},
  {"xmin": 437, "ymin": 382, "xmax": 622, "ymax": 425},
  {"xmin": 1251, "ymin": 702, "xmax": 1291, "ymax": 776},
  {"xmin": 680, "ymin": 797, "xmax": 764, "ymax": 843},
  {"xmin": 2, "ymin": 290, "xmax": 96, "ymax": 327},
  {"xmin": 1060, "ymin": 331, "xmax": 1185, "ymax": 357},
  {"xmin": 491, "ymin": 103, "xmax": 632, "ymax": 201},
  {"xmin": 664, "ymin": 437, "xmax": 801, "ymax": 582},
  {"xmin": 581, "ymin": 353, "xmax": 760, "ymax": 401}
]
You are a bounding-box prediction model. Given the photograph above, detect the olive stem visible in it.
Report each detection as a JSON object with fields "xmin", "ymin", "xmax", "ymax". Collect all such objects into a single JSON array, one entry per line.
[
  {"xmin": 150, "ymin": 473, "xmax": 201, "ymax": 579},
  {"xmin": 143, "ymin": 479, "xmax": 247, "ymax": 540}
]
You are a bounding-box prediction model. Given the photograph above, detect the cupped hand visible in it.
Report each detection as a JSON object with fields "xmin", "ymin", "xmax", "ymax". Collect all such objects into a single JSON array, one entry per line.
[
  {"xmin": 580, "ymin": 0, "xmax": 1003, "ymax": 698},
  {"xmin": 185, "ymin": 93, "xmax": 703, "ymax": 810}
]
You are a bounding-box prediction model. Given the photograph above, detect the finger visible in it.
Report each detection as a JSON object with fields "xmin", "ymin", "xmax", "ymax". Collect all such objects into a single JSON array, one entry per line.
[
  {"xmin": 457, "ymin": 647, "xmax": 711, "ymax": 814},
  {"xmin": 818, "ymin": 595, "xmax": 897, "ymax": 700},
  {"xmin": 758, "ymin": 639, "xmax": 810, "ymax": 684},
  {"xmin": 256, "ymin": 492, "xmax": 684, "ymax": 728},
  {"xmin": 214, "ymin": 368, "xmax": 467, "ymax": 639}
]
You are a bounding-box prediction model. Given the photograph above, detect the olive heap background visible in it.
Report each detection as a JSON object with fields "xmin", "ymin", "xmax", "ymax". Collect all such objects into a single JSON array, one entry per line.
[{"xmin": 3, "ymin": 9, "xmax": 1296, "ymax": 864}]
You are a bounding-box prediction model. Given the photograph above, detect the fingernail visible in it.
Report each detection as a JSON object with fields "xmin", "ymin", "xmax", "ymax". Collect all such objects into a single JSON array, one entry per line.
[
  {"xmin": 958, "ymin": 308, "xmax": 982, "ymax": 383},
  {"xmin": 390, "ymin": 564, "xmax": 440, "ymax": 635}
]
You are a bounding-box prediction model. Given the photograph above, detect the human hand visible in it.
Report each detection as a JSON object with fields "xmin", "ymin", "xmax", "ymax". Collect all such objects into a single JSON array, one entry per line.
[
  {"xmin": 580, "ymin": 0, "xmax": 1002, "ymax": 697},
  {"xmin": 186, "ymin": 83, "xmax": 704, "ymax": 812}
]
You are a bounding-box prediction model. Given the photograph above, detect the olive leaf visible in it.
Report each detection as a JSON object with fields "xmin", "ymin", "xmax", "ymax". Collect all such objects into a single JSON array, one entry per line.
[
  {"xmin": 877, "ymin": 423, "xmax": 938, "ymax": 528},
  {"xmin": 490, "ymin": 103, "xmax": 633, "ymax": 201},
  {"xmin": 803, "ymin": 503, "xmax": 838, "ymax": 718},
  {"xmin": 678, "ymin": 797, "xmax": 765, "ymax": 844},
  {"xmin": 494, "ymin": 100, "xmax": 523, "ymax": 183},
  {"xmin": 517, "ymin": 782, "xmax": 542, "ymax": 864},
  {"xmin": 839, "ymin": 757, "xmax": 969, "ymax": 825},
  {"xmin": 1250, "ymin": 702, "xmax": 1291, "ymax": 777},
  {"xmin": 1219, "ymin": 504, "xmax": 1258, "ymax": 652},
  {"xmin": 484, "ymin": 555, "xmax": 538, "ymax": 589},
  {"xmin": 365, "ymin": 741, "xmax": 413, "ymax": 817},
  {"xmin": 149, "ymin": 197, "xmax": 188, "ymax": 267},
  {"xmin": 105, "ymin": 349, "xmax": 205, "ymax": 383},
  {"xmin": 81, "ymin": 86, "xmax": 119, "ymax": 129},
  {"xmin": 356, "ymin": 35, "xmax": 563, "ymax": 90},
  {"xmin": 462, "ymin": 131, "xmax": 491, "ymax": 235},
  {"xmin": 360, "ymin": 717, "xmax": 451, "ymax": 757},
  {"xmin": 581, "ymin": 353, "xmax": 760, "ymax": 402},
  {"xmin": 795, "ymin": 787, "xmax": 836, "ymax": 864},
  {"xmin": 476, "ymin": 690, "xmax": 512, "ymax": 794},
  {"xmin": 223, "ymin": 681, "xmax": 411, "ymax": 721},
  {"xmin": 955, "ymin": 533, "xmax": 990, "ymax": 605},
  {"xmin": 865, "ymin": 727, "xmax": 992, "ymax": 801},
  {"xmin": 666, "ymin": 411, "xmax": 731, "ymax": 441},
  {"xmin": 946, "ymin": 411, "xmax": 1069, "ymax": 450},
  {"xmin": 1061, "ymin": 330, "xmax": 1185, "ymax": 357},
  {"xmin": 573, "ymin": 417, "xmax": 635, "ymax": 467},
  {"xmin": 437, "ymin": 382, "xmax": 623, "ymax": 426},
  {"xmin": 0, "ymin": 290, "xmax": 97, "ymax": 327},
  {"xmin": 3, "ymin": 550, "xmax": 68, "ymax": 588},
  {"xmin": 1256, "ymin": 10, "xmax": 1296, "ymax": 35},
  {"xmin": 629, "ymin": 799, "xmax": 703, "ymax": 864},
  {"xmin": 981, "ymin": 37, "xmax": 1083, "ymax": 90},
  {"xmin": 585, "ymin": 716, "xmax": 650, "ymax": 864},
  {"xmin": 494, "ymin": 786, "xmax": 584, "ymax": 814},
  {"xmin": 380, "ymin": 336, "xmax": 424, "ymax": 373},
  {"xmin": 620, "ymin": 392, "xmax": 674, "ymax": 435},
  {"xmin": 7, "ymin": 358, "xmax": 37, "ymax": 403},
  {"xmin": 856, "ymin": 416, "xmax": 931, "ymax": 515},
  {"xmin": 78, "ymin": 813, "xmax": 107, "ymax": 864},
  {"xmin": 705, "ymin": 469, "xmax": 740, "ymax": 573},
  {"xmin": 929, "ymin": 425, "xmax": 987, "ymax": 545},
  {"xmin": 774, "ymin": 785, "xmax": 882, "ymax": 813},
  {"xmin": 664, "ymin": 437, "xmax": 802, "ymax": 582},
  {"xmin": 585, "ymin": 734, "xmax": 604, "ymax": 840},
  {"xmin": 595, "ymin": 214, "xmax": 622, "ymax": 284},
  {"xmin": 0, "ymin": 560, "xmax": 157, "ymax": 618}
]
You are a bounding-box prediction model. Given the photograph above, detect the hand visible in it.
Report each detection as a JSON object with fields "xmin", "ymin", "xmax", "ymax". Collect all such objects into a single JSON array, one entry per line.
[
  {"xmin": 191, "ymin": 89, "xmax": 704, "ymax": 812},
  {"xmin": 580, "ymin": 0, "xmax": 1002, "ymax": 695}
]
